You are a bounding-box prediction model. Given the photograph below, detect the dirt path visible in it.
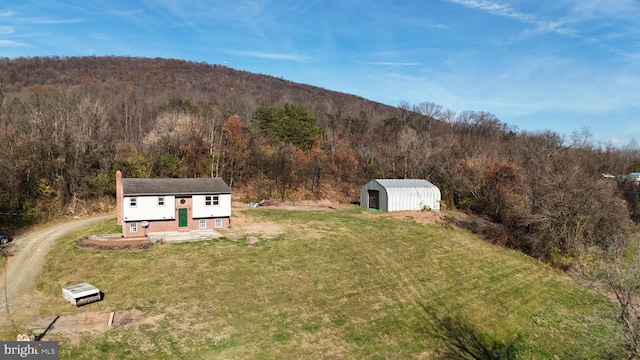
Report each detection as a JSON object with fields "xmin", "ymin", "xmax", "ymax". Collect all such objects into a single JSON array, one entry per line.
[{"xmin": 0, "ymin": 214, "xmax": 113, "ymax": 326}]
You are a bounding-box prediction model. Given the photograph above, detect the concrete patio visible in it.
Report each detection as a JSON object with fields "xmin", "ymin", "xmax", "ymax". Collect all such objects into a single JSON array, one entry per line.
[
  {"xmin": 146, "ymin": 229, "xmax": 224, "ymax": 243},
  {"xmin": 87, "ymin": 229, "xmax": 224, "ymax": 245}
]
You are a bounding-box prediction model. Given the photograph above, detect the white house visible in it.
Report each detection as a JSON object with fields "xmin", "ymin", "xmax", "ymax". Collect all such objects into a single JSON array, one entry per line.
[
  {"xmin": 115, "ymin": 171, "xmax": 231, "ymax": 237},
  {"xmin": 360, "ymin": 179, "xmax": 441, "ymax": 212}
]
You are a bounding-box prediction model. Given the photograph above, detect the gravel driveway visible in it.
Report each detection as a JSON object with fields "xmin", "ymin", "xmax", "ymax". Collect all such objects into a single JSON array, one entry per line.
[{"xmin": 0, "ymin": 215, "xmax": 113, "ymax": 326}]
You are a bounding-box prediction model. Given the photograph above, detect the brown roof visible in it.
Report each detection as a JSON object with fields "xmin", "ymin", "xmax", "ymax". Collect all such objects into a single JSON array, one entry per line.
[{"xmin": 122, "ymin": 178, "xmax": 231, "ymax": 196}]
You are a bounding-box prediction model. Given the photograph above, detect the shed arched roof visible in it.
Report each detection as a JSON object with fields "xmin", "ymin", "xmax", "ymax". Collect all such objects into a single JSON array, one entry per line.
[{"xmin": 374, "ymin": 179, "xmax": 437, "ymax": 189}]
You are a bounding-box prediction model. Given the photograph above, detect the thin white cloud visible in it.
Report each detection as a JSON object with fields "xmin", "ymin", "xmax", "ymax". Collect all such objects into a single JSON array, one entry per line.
[
  {"xmin": 359, "ymin": 61, "xmax": 420, "ymax": 67},
  {"xmin": 446, "ymin": 0, "xmax": 575, "ymax": 35},
  {"xmin": 103, "ymin": 8, "xmax": 143, "ymax": 17},
  {"xmin": 570, "ymin": 0, "xmax": 640, "ymax": 19},
  {"xmin": 33, "ymin": 18, "xmax": 83, "ymax": 24},
  {"xmin": 0, "ymin": 26, "xmax": 13, "ymax": 35},
  {"xmin": 227, "ymin": 50, "xmax": 308, "ymax": 61},
  {"xmin": 0, "ymin": 10, "xmax": 13, "ymax": 17},
  {"xmin": 0, "ymin": 39, "xmax": 26, "ymax": 47},
  {"xmin": 429, "ymin": 23, "xmax": 449, "ymax": 30}
]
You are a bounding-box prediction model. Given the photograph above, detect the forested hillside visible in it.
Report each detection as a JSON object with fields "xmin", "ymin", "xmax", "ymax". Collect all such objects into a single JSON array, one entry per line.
[{"xmin": 1, "ymin": 56, "xmax": 639, "ymax": 266}]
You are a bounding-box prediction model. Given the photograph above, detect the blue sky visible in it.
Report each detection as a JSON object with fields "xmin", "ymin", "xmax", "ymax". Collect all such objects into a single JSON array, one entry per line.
[{"xmin": 2, "ymin": 0, "xmax": 640, "ymax": 146}]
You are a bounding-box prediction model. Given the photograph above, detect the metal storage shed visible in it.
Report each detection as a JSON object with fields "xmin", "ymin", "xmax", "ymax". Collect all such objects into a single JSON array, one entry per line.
[{"xmin": 360, "ymin": 179, "xmax": 441, "ymax": 212}]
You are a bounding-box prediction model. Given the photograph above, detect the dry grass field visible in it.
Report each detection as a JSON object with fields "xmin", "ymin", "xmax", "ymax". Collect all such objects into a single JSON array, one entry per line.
[{"xmin": 0, "ymin": 205, "xmax": 625, "ymax": 359}]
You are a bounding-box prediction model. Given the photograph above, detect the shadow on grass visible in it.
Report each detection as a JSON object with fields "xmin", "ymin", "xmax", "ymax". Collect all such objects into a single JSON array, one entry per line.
[
  {"xmin": 420, "ymin": 304, "xmax": 526, "ymax": 360},
  {"xmin": 35, "ymin": 315, "xmax": 59, "ymax": 341}
]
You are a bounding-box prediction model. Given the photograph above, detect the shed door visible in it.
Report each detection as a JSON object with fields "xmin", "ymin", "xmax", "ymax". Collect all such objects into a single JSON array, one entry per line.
[
  {"xmin": 368, "ymin": 190, "xmax": 379, "ymax": 209},
  {"xmin": 178, "ymin": 208, "xmax": 188, "ymax": 227}
]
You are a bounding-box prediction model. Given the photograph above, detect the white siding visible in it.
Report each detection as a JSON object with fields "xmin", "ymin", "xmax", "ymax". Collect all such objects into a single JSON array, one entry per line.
[
  {"xmin": 192, "ymin": 194, "xmax": 232, "ymax": 218},
  {"xmin": 386, "ymin": 185, "xmax": 441, "ymax": 211},
  {"xmin": 123, "ymin": 195, "xmax": 176, "ymax": 221},
  {"xmin": 360, "ymin": 179, "xmax": 441, "ymax": 212}
]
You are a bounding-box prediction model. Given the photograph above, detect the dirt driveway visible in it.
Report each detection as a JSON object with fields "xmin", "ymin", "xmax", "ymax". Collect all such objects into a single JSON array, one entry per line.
[{"xmin": 0, "ymin": 214, "xmax": 113, "ymax": 327}]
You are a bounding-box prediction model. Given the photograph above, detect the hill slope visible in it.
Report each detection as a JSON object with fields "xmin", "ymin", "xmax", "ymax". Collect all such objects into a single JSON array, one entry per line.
[
  {"xmin": 8, "ymin": 206, "xmax": 624, "ymax": 359},
  {"xmin": 0, "ymin": 56, "xmax": 397, "ymax": 120},
  {"xmin": 0, "ymin": 55, "xmax": 637, "ymax": 268}
]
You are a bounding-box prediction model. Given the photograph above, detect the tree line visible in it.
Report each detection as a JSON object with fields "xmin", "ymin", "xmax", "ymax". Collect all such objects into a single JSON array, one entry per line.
[{"xmin": 1, "ymin": 56, "xmax": 639, "ymax": 269}]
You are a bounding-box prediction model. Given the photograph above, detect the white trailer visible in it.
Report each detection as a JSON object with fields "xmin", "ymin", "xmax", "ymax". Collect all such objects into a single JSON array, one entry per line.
[{"xmin": 62, "ymin": 283, "xmax": 102, "ymax": 306}]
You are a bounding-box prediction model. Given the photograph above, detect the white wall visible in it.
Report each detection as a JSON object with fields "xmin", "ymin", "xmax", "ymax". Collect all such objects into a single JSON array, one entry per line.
[
  {"xmin": 386, "ymin": 187, "xmax": 441, "ymax": 211},
  {"xmin": 192, "ymin": 194, "xmax": 232, "ymax": 218},
  {"xmin": 123, "ymin": 195, "xmax": 176, "ymax": 221}
]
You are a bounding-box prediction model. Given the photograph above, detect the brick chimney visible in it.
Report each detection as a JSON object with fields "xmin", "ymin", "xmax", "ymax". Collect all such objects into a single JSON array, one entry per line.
[{"xmin": 116, "ymin": 170, "xmax": 123, "ymax": 225}]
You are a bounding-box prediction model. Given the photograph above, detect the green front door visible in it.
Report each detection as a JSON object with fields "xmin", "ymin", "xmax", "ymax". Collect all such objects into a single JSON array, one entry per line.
[{"xmin": 178, "ymin": 208, "xmax": 188, "ymax": 227}]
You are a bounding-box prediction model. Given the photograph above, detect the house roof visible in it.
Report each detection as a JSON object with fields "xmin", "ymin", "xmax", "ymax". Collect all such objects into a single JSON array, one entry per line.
[
  {"xmin": 374, "ymin": 179, "xmax": 438, "ymax": 189},
  {"xmin": 122, "ymin": 177, "xmax": 231, "ymax": 196}
]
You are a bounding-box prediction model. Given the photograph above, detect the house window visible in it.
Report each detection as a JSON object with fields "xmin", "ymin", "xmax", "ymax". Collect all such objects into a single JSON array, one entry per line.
[
  {"xmin": 199, "ymin": 219, "xmax": 206, "ymax": 229},
  {"xmin": 215, "ymin": 218, "xmax": 223, "ymax": 228},
  {"xmin": 158, "ymin": 196, "xmax": 165, "ymax": 206},
  {"xmin": 129, "ymin": 197, "xmax": 137, "ymax": 207},
  {"xmin": 205, "ymin": 195, "xmax": 219, "ymax": 206},
  {"xmin": 130, "ymin": 222, "xmax": 138, "ymax": 233}
]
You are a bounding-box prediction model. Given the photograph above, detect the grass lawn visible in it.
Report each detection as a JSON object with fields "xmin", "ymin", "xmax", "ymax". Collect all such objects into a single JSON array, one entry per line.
[{"xmin": 2, "ymin": 206, "xmax": 625, "ymax": 358}]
